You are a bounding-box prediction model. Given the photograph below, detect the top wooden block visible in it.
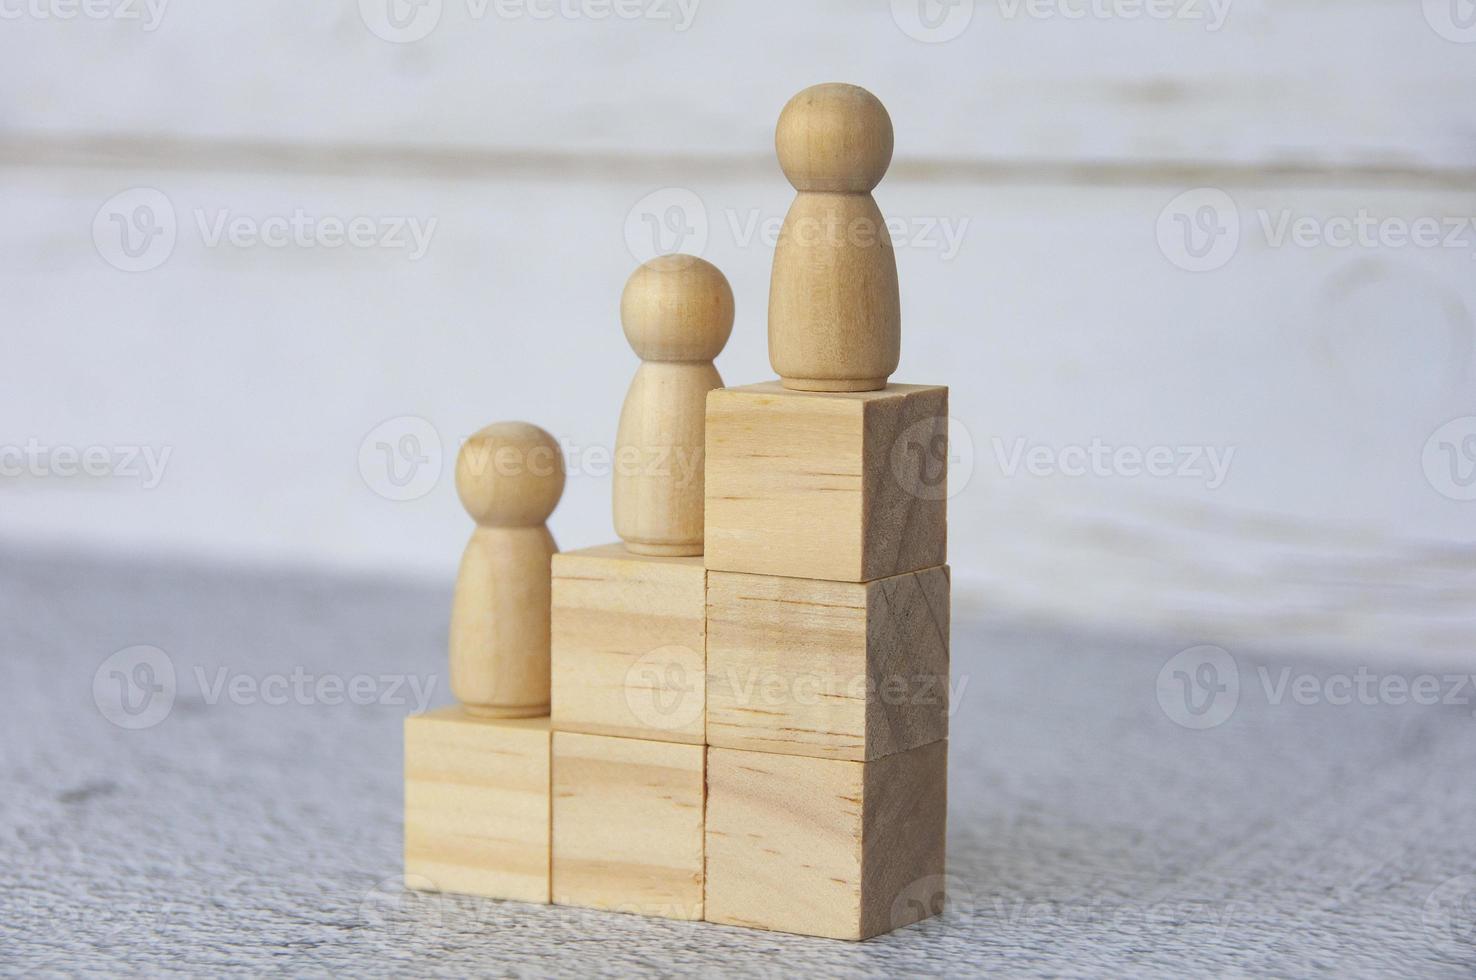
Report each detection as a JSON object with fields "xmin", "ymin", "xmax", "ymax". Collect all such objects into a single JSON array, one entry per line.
[{"xmin": 704, "ymin": 382, "xmax": 948, "ymax": 583}]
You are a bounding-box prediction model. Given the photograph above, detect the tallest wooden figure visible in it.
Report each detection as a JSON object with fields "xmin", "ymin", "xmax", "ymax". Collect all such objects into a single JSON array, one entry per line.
[{"xmin": 768, "ymin": 83, "xmax": 901, "ymax": 393}]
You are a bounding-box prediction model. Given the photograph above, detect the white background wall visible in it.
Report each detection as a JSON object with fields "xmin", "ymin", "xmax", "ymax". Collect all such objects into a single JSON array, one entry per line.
[{"xmin": 3, "ymin": 0, "xmax": 1474, "ymax": 663}]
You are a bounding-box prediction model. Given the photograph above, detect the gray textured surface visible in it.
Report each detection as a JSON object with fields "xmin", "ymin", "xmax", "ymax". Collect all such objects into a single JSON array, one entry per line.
[{"xmin": 4, "ymin": 547, "xmax": 1475, "ymax": 978}]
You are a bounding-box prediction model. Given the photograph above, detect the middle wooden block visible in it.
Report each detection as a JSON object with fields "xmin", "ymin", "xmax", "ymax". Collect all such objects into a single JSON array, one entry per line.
[
  {"xmin": 551, "ymin": 731, "xmax": 705, "ymax": 920},
  {"xmin": 706, "ymin": 565, "xmax": 950, "ymax": 761},
  {"xmin": 551, "ymin": 543, "xmax": 706, "ymax": 744}
]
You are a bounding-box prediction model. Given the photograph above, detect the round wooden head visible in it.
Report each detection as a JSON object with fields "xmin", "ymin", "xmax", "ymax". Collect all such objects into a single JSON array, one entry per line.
[
  {"xmin": 775, "ymin": 83, "xmax": 894, "ymax": 193},
  {"xmin": 620, "ymin": 254, "xmax": 735, "ymax": 363},
  {"xmin": 454, "ymin": 421, "xmax": 565, "ymax": 527}
]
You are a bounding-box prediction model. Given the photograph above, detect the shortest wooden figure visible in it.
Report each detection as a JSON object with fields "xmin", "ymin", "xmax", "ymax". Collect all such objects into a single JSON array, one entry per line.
[{"xmin": 449, "ymin": 421, "xmax": 565, "ymax": 717}]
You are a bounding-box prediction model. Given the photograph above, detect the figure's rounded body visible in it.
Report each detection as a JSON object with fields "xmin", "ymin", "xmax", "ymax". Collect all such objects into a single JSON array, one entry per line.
[
  {"xmin": 449, "ymin": 523, "xmax": 557, "ymax": 715},
  {"xmin": 768, "ymin": 83, "xmax": 900, "ymax": 393},
  {"xmin": 614, "ymin": 360, "xmax": 723, "ymax": 555},
  {"xmin": 449, "ymin": 421, "xmax": 564, "ymax": 717},
  {"xmin": 614, "ymin": 254, "xmax": 733, "ymax": 556},
  {"xmin": 768, "ymin": 191, "xmax": 899, "ymax": 392}
]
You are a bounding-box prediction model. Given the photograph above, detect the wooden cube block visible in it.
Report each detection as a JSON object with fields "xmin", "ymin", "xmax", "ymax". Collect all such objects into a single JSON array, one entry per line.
[
  {"xmin": 404, "ymin": 706, "xmax": 550, "ymax": 903},
  {"xmin": 706, "ymin": 565, "xmax": 949, "ymax": 761},
  {"xmin": 705, "ymin": 741, "xmax": 947, "ymax": 940},
  {"xmin": 551, "ymin": 543, "xmax": 706, "ymax": 743},
  {"xmin": 704, "ymin": 382, "xmax": 948, "ymax": 583},
  {"xmin": 552, "ymin": 732, "xmax": 705, "ymax": 920}
]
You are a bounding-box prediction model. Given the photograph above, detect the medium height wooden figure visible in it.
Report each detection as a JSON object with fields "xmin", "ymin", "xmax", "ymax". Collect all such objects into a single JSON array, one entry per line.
[{"xmin": 614, "ymin": 254, "xmax": 733, "ymax": 556}]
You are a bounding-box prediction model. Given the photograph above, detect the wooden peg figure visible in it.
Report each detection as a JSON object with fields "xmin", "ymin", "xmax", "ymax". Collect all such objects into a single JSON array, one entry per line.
[
  {"xmin": 614, "ymin": 254, "xmax": 734, "ymax": 556},
  {"xmin": 450, "ymin": 421, "xmax": 565, "ymax": 717},
  {"xmin": 768, "ymin": 83, "xmax": 901, "ymax": 392}
]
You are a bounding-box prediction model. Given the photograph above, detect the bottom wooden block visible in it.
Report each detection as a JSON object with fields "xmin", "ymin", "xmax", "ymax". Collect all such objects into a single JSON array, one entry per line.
[
  {"xmin": 705, "ymin": 741, "xmax": 947, "ymax": 940},
  {"xmin": 552, "ymin": 731, "xmax": 705, "ymax": 920},
  {"xmin": 404, "ymin": 706, "xmax": 551, "ymax": 903}
]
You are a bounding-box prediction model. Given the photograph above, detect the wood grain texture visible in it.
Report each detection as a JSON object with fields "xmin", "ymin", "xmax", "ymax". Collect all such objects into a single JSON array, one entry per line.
[
  {"xmin": 614, "ymin": 255, "xmax": 732, "ymax": 556},
  {"xmin": 705, "ymin": 741, "xmax": 947, "ymax": 941},
  {"xmin": 704, "ymin": 382, "xmax": 948, "ymax": 582},
  {"xmin": 770, "ymin": 85, "xmax": 899, "ymax": 392},
  {"xmin": 5, "ymin": 3, "xmax": 1471, "ymax": 173},
  {"xmin": 551, "ymin": 732, "xmax": 705, "ymax": 921},
  {"xmin": 706, "ymin": 566, "xmax": 950, "ymax": 761},
  {"xmin": 449, "ymin": 422, "xmax": 564, "ymax": 717},
  {"xmin": 550, "ymin": 544, "xmax": 706, "ymax": 744},
  {"xmin": 403, "ymin": 706, "xmax": 551, "ymax": 903},
  {"xmin": 860, "ymin": 741, "xmax": 950, "ymax": 940},
  {"xmin": 449, "ymin": 525, "xmax": 558, "ymax": 717}
]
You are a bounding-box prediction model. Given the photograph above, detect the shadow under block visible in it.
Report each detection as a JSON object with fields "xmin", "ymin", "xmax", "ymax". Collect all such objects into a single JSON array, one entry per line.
[
  {"xmin": 706, "ymin": 566, "xmax": 950, "ymax": 761},
  {"xmin": 704, "ymin": 382, "xmax": 948, "ymax": 583},
  {"xmin": 705, "ymin": 741, "xmax": 948, "ymax": 941},
  {"xmin": 551, "ymin": 544, "xmax": 706, "ymax": 743},
  {"xmin": 551, "ymin": 732, "xmax": 705, "ymax": 920},
  {"xmin": 403, "ymin": 706, "xmax": 551, "ymax": 903}
]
